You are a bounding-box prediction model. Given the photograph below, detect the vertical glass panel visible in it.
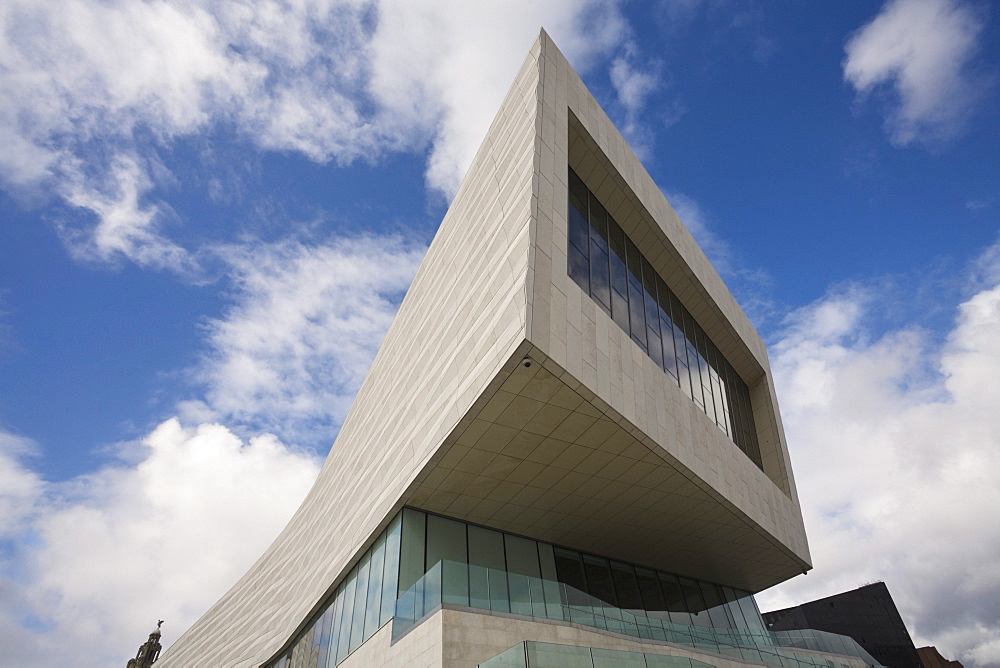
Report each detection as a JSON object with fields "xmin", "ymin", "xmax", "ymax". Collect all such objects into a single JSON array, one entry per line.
[
  {"xmin": 315, "ymin": 604, "xmax": 333, "ymax": 668},
  {"xmin": 610, "ymin": 561, "xmax": 643, "ymax": 613},
  {"xmin": 700, "ymin": 581, "xmax": 731, "ymax": 629},
  {"xmin": 675, "ymin": 299, "xmax": 705, "ymax": 408},
  {"xmin": 426, "ymin": 514, "xmax": 468, "ymax": 607},
  {"xmin": 554, "ymin": 547, "xmax": 594, "ymax": 626},
  {"xmin": 441, "ymin": 559, "xmax": 470, "ymax": 607},
  {"xmin": 568, "ymin": 170, "xmax": 590, "ymax": 253},
  {"xmin": 657, "ymin": 572, "xmax": 692, "ymax": 626},
  {"xmin": 624, "ymin": 238, "xmax": 647, "ymax": 349},
  {"xmin": 505, "ymin": 535, "xmax": 540, "ymax": 617},
  {"xmin": 668, "ymin": 292, "xmax": 693, "ymax": 400},
  {"xmin": 588, "ymin": 191, "xmax": 609, "ymax": 313},
  {"xmin": 624, "ymin": 236, "xmax": 643, "ymax": 286},
  {"xmin": 705, "ymin": 346, "xmax": 724, "ymax": 433},
  {"xmin": 469, "ymin": 525, "xmax": 507, "ymax": 610},
  {"xmin": 582, "ymin": 555, "xmax": 620, "ymax": 632},
  {"xmin": 731, "ymin": 370, "xmax": 752, "ymax": 455},
  {"xmin": 398, "ymin": 508, "xmax": 426, "ymax": 597},
  {"xmin": 581, "ymin": 555, "xmax": 617, "ymax": 606},
  {"xmin": 504, "ymin": 534, "xmax": 541, "ymax": 577},
  {"xmin": 363, "ymin": 533, "xmax": 387, "ymax": 639},
  {"xmin": 722, "ymin": 362, "xmax": 743, "ymax": 451},
  {"xmin": 469, "ymin": 525, "xmax": 508, "ymax": 613},
  {"xmin": 627, "ymin": 280, "xmax": 647, "ymax": 350},
  {"xmin": 591, "ymin": 245, "xmax": 611, "ymax": 314},
  {"xmin": 380, "ymin": 513, "xmax": 402, "ymax": 625},
  {"xmin": 554, "ymin": 547, "xmax": 588, "ymax": 596},
  {"xmin": 641, "ymin": 258, "xmax": 663, "ymax": 369},
  {"xmin": 608, "ymin": 221, "xmax": 629, "ymax": 297},
  {"xmin": 608, "ymin": 221, "xmax": 630, "ymax": 333},
  {"xmin": 421, "ymin": 559, "xmax": 441, "ymax": 617},
  {"xmin": 634, "ymin": 566, "xmax": 666, "ymax": 616},
  {"xmin": 738, "ymin": 593, "xmax": 767, "ymax": 631},
  {"xmin": 678, "ymin": 577, "xmax": 711, "ymax": 628},
  {"xmin": 743, "ymin": 383, "xmax": 762, "ymax": 466},
  {"xmin": 611, "ymin": 290, "xmax": 630, "ymax": 336},
  {"xmin": 289, "ymin": 626, "xmax": 310, "ymax": 668},
  {"xmin": 326, "ymin": 585, "xmax": 345, "ymax": 668},
  {"xmin": 538, "ymin": 542, "xmax": 565, "ymax": 620},
  {"xmin": 721, "ymin": 586, "xmax": 747, "ymax": 630},
  {"xmin": 426, "ymin": 514, "xmax": 467, "ymax": 567},
  {"xmin": 335, "ymin": 566, "xmax": 358, "ymax": 663},
  {"xmin": 537, "ymin": 542, "xmax": 559, "ymax": 581},
  {"xmin": 715, "ymin": 374, "xmax": 731, "ymax": 436},
  {"xmin": 487, "ymin": 565, "xmax": 511, "ymax": 614},
  {"xmin": 348, "ymin": 551, "xmax": 371, "ymax": 652},
  {"xmin": 686, "ymin": 341, "xmax": 705, "ymax": 410},
  {"xmin": 694, "ymin": 327, "xmax": 716, "ymax": 424},
  {"xmin": 589, "ymin": 193, "xmax": 609, "ymax": 250},
  {"xmin": 655, "ymin": 277, "xmax": 679, "ymax": 381},
  {"xmin": 673, "ymin": 323, "xmax": 693, "ymax": 399},
  {"xmin": 568, "ymin": 243, "xmax": 590, "ymax": 293},
  {"xmin": 688, "ymin": 353, "xmax": 705, "ymax": 411}
]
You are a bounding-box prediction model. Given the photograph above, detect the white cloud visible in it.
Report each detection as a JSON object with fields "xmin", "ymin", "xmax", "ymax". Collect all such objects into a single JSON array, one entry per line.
[
  {"xmin": 59, "ymin": 154, "xmax": 195, "ymax": 273},
  {"xmin": 609, "ymin": 46, "xmax": 661, "ymax": 153},
  {"xmin": 0, "ymin": 431, "xmax": 41, "ymax": 539},
  {"xmin": 0, "ymin": 0, "xmax": 639, "ymax": 268},
  {"xmin": 369, "ymin": 0, "xmax": 631, "ymax": 197},
  {"xmin": 758, "ymin": 258, "xmax": 1000, "ymax": 665},
  {"xmin": 0, "ymin": 420, "xmax": 321, "ymax": 667},
  {"xmin": 184, "ymin": 235, "xmax": 425, "ymax": 446},
  {"xmin": 666, "ymin": 189, "xmax": 775, "ymax": 325},
  {"xmin": 843, "ymin": 0, "xmax": 987, "ymax": 146},
  {"xmin": 0, "ymin": 229, "xmax": 425, "ymax": 666}
]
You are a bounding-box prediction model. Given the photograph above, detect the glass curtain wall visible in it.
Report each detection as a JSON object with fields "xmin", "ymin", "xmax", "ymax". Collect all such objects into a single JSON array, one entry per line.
[
  {"xmin": 567, "ymin": 168, "xmax": 762, "ymax": 469},
  {"xmin": 265, "ymin": 513, "xmax": 402, "ymax": 668},
  {"xmin": 479, "ymin": 641, "xmax": 722, "ymax": 668},
  {"xmin": 267, "ymin": 509, "xmax": 879, "ymax": 668},
  {"xmin": 397, "ymin": 508, "xmax": 764, "ymax": 635}
]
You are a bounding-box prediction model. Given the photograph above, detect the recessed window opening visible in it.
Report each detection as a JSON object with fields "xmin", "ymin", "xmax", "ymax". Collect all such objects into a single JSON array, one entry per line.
[{"xmin": 567, "ymin": 167, "xmax": 762, "ymax": 469}]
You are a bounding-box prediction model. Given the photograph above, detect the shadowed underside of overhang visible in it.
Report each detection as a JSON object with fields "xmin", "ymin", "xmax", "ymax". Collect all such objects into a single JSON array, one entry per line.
[{"xmin": 403, "ymin": 344, "xmax": 808, "ymax": 593}]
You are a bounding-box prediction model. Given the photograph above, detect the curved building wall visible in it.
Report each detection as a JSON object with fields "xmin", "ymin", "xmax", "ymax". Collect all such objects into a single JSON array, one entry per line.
[
  {"xmin": 161, "ymin": 30, "xmax": 809, "ymax": 668},
  {"xmin": 160, "ymin": 37, "xmax": 546, "ymax": 668}
]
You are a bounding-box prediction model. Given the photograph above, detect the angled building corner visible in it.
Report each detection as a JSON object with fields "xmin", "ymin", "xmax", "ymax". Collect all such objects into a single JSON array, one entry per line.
[{"xmin": 159, "ymin": 30, "xmax": 869, "ymax": 668}]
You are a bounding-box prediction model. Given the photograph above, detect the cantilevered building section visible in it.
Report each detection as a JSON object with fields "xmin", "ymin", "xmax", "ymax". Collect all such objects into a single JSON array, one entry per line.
[{"xmin": 161, "ymin": 31, "xmax": 878, "ymax": 668}]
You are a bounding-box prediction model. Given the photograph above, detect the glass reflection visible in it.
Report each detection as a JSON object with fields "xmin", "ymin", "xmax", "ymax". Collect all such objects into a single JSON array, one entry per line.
[{"xmin": 566, "ymin": 167, "xmax": 762, "ymax": 470}]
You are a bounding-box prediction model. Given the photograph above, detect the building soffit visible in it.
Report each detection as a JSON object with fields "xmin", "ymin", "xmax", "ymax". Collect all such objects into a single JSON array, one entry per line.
[{"xmin": 404, "ymin": 344, "xmax": 809, "ymax": 593}]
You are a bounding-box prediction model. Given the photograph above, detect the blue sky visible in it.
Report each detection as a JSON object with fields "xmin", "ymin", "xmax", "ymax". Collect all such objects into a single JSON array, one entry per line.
[{"xmin": 0, "ymin": 1, "xmax": 998, "ymax": 665}]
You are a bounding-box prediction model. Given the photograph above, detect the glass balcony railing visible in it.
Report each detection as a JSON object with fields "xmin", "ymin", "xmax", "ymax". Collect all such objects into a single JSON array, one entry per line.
[
  {"xmin": 479, "ymin": 640, "xmax": 720, "ymax": 667},
  {"xmin": 393, "ymin": 561, "xmax": 882, "ymax": 668}
]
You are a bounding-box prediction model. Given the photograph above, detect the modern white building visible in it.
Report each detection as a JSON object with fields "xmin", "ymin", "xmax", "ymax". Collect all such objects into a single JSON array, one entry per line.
[{"xmin": 159, "ymin": 31, "xmax": 879, "ymax": 668}]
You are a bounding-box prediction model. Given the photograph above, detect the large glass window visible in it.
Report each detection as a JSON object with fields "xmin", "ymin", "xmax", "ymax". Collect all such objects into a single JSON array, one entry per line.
[
  {"xmin": 678, "ymin": 577, "xmax": 712, "ymax": 628},
  {"xmin": 566, "ymin": 167, "xmax": 761, "ymax": 470},
  {"xmin": 267, "ymin": 514, "xmax": 404, "ymax": 668},
  {"xmin": 506, "ymin": 534, "xmax": 543, "ymax": 617},
  {"xmin": 398, "ymin": 508, "xmax": 426, "ymax": 596},
  {"xmin": 658, "ymin": 572, "xmax": 693, "ymax": 626},
  {"xmin": 469, "ymin": 524, "xmax": 508, "ymax": 612},
  {"xmin": 610, "ymin": 561, "xmax": 644, "ymax": 613},
  {"xmin": 267, "ymin": 509, "xmax": 769, "ymax": 668}
]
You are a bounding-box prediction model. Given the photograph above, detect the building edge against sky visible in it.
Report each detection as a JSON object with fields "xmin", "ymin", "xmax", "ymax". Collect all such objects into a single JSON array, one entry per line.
[{"xmin": 160, "ymin": 30, "xmax": 818, "ymax": 667}]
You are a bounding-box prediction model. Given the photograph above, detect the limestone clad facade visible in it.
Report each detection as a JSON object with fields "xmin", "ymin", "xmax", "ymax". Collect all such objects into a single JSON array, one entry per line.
[{"xmin": 159, "ymin": 30, "xmax": 836, "ymax": 668}]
